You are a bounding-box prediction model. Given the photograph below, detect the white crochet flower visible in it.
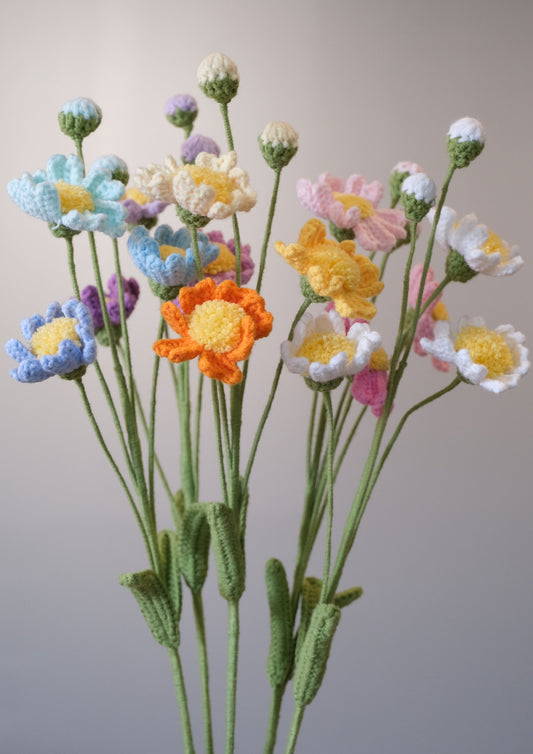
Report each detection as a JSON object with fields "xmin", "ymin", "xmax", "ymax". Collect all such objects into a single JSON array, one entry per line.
[
  {"xmin": 136, "ymin": 151, "xmax": 256, "ymax": 221},
  {"xmin": 281, "ymin": 310, "xmax": 381, "ymax": 383},
  {"xmin": 420, "ymin": 316, "xmax": 529, "ymax": 393},
  {"xmin": 430, "ymin": 206, "xmax": 524, "ymax": 276}
]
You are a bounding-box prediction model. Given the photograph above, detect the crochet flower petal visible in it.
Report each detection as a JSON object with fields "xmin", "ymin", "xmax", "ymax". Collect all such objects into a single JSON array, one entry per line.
[{"xmin": 198, "ymin": 351, "xmax": 242, "ymax": 385}]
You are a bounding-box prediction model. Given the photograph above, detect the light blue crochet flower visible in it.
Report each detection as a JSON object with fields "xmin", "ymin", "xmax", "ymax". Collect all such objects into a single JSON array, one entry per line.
[
  {"xmin": 92, "ymin": 154, "xmax": 129, "ymax": 185},
  {"xmin": 7, "ymin": 154, "xmax": 127, "ymax": 237},
  {"xmin": 127, "ymin": 224, "xmax": 220, "ymax": 287},
  {"xmin": 5, "ymin": 300, "xmax": 96, "ymax": 383}
]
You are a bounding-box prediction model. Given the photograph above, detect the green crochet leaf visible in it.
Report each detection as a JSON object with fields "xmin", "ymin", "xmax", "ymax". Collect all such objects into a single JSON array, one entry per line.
[
  {"xmin": 265, "ymin": 558, "xmax": 293, "ymax": 688},
  {"xmin": 333, "ymin": 585, "xmax": 363, "ymax": 608},
  {"xmin": 295, "ymin": 576, "xmax": 322, "ymax": 664},
  {"xmin": 171, "ymin": 489, "xmax": 185, "ymax": 531},
  {"xmin": 158, "ymin": 530, "xmax": 182, "ymax": 620},
  {"xmin": 119, "ymin": 570, "xmax": 179, "ymax": 649},
  {"xmin": 179, "ymin": 505, "xmax": 211, "ymax": 594},
  {"xmin": 293, "ymin": 603, "xmax": 341, "ymax": 708},
  {"xmin": 204, "ymin": 503, "xmax": 245, "ymax": 602}
]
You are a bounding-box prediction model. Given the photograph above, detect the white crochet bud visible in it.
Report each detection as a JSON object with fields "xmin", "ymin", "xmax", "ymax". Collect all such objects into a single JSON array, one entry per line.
[
  {"xmin": 447, "ymin": 117, "xmax": 486, "ymax": 168},
  {"xmin": 400, "ymin": 173, "xmax": 436, "ymax": 221},
  {"xmin": 197, "ymin": 53, "xmax": 239, "ymax": 103},
  {"xmin": 259, "ymin": 122, "xmax": 299, "ymax": 169}
]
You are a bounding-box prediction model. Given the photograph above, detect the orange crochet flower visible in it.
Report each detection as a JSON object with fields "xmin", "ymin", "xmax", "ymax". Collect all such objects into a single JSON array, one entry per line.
[
  {"xmin": 154, "ymin": 278, "xmax": 273, "ymax": 385},
  {"xmin": 275, "ymin": 219, "xmax": 384, "ymax": 319}
]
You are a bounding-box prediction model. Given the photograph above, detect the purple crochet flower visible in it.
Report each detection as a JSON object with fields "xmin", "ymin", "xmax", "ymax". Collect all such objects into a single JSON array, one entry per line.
[
  {"xmin": 181, "ymin": 134, "xmax": 221, "ymax": 164},
  {"xmin": 121, "ymin": 187, "xmax": 168, "ymax": 228},
  {"xmin": 204, "ymin": 230, "xmax": 254, "ymax": 285},
  {"xmin": 81, "ymin": 274, "xmax": 140, "ymax": 338}
]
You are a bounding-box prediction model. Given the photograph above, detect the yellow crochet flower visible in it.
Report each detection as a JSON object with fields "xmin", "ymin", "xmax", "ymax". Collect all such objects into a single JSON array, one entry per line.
[{"xmin": 275, "ymin": 219, "xmax": 384, "ymax": 319}]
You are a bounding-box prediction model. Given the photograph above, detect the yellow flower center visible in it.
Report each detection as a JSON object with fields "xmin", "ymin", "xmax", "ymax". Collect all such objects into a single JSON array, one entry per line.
[
  {"xmin": 432, "ymin": 301, "xmax": 449, "ymax": 322},
  {"xmin": 369, "ymin": 346, "xmax": 389, "ymax": 371},
  {"xmin": 481, "ymin": 230, "xmax": 509, "ymax": 261},
  {"xmin": 30, "ymin": 318, "xmax": 81, "ymax": 357},
  {"xmin": 203, "ymin": 243, "xmax": 236, "ymax": 275},
  {"xmin": 159, "ymin": 244, "xmax": 186, "ymax": 261},
  {"xmin": 187, "ymin": 300, "xmax": 245, "ymax": 353},
  {"xmin": 297, "ymin": 333, "xmax": 355, "ymax": 364},
  {"xmin": 124, "ymin": 187, "xmax": 150, "ymax": 205},
  {"xmin": 454, "ymin": 325, "xmax": 514, "ymax": 379},
  {"xmin": 332, "ymin": 192, "xmax": 375, "ymax": 219},
  {"xmin": 187, "ymin": 166, "xmax": 234, "ymax": 205},
  {"xmin": 55, "ymin": 180, "xmax": 95, "ymax": 214}
]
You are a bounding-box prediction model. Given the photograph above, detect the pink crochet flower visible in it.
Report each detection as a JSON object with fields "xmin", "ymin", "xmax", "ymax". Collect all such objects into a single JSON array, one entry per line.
[
  {"xmin": 351, "ymin": 364, "xmax": 390, "ymax": 417},
  {"xmin": 408, "ymin": 264, "xmax": 450, "ymax": 372},
  {"xmin": 297, "ymin": 173, "xmax": 407, "ymax": 252}
]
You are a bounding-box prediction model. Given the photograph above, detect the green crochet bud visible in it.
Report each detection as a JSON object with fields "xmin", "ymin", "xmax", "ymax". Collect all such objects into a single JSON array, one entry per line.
[
  {"xmin": 265, "ymin": 558, "xmax": 293, "ymax": 688},
  {"xmin": 445, "ymin": 249, "xmax": 478, "ymax": 282},
  {"xmin": 259, "ymin": 122, "xmax": 299, "ymax": 170},
  {"xmin": 205, "ymin": 503, "xmax": 245, "ymax": 602},
  {"xmin": 58, "ymin": 98, "xmax": 102, "ymax": 142},
  {"xmin": 293, "ymin": 603, "xmax": 341, "ymax": 708},
  {"xmin": 119, "ymin": 570, "xmax": 179, "ymax": 648},
  {"xmin": 179, "ymin": 505, "xmax": 211, "ymax": 594},
  {"xmin": 197, "ymin": 53, "xmax": 239, "ymax": 104},
  {"xmin": 158, "ymin": 529, "xmax": 182, "ymax": 620},
  {"xmin": 328, "ymin": 222, "xmax": 355, "ymax": 243},
  {"xmin": 446, "ymin": 117, "xmax": 485, "ymax": 168},
  {"xmin": 333, "ymin": 585, "xmax": 363, "ymax": 608},
  {"xmin": 295, "ymin": 577, "xmax": 322, "ymax": 664}
]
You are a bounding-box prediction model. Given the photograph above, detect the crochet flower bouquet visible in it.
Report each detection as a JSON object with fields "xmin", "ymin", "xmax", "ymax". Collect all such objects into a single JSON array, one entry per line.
[{"xmin": 6, "ymin": 52, "xmax": 529, "ymax": 754}]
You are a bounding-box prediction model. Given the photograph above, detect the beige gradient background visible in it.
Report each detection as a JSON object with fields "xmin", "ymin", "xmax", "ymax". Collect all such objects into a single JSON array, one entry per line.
[{"xmin": 1, "ymin": 0, "xmax": 532, "ymax": 752}]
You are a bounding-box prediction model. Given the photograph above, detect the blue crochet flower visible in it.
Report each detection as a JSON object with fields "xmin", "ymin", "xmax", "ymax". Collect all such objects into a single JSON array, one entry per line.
[
  {"xmin": 127, "ymin": 224, "xmax": 220, "ymax": 287},
  {"xmin": 5, "ymin": 300, "xmax": 96, "ymax": 383},
  {"xmin": 7, "ymin": 154, "xmax": 127, "ymax": 237}
]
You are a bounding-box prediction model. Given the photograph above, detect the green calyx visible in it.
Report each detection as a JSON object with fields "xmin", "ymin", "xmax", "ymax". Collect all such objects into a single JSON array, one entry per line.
[
  {"xmin": 61, "ymin": 365, "xmax": 87, "ymax": 381},
  {"xmin": 48, "ymin": 223, "xmax": 81, "ymax": 239},
  {"xmin": 304, "ymin": 376, "xmax": 343, "ymax": 392},
  {"xmin": 389, "ymin": 170, "xmax": 410, "ymax": 207},
  {"xmin": 132, "ymin": 216, "xmax": 158, "ymax": 231},
  {"xmin": 166, "ymin": 109, "xmax": 198, "ymax": 132},
  {"xmin": 95, "ymin": 323, "xmax": 122, "ymax": 347},
  {"xmin": 259, "ymin": 139, "xmax": 298, "ymax": 170},
  {"xmin": 300, "ymin": 276, "xmax": 330, "ymax": 304},
  {"xmin": 446, "ymin": 135, "xmax": 484, "ymax": 168},
  {"xmin": 328, "ymin": 222, "xmax": 355, "ymax": 243},
  {"xmin": 176, "ymin": 205, "xmax": 210, "ymax": 229},
  {"xmin": 58, "ymin": 111, "xmax": 102, "ymax": 141},
  {"xmin": 200, "ymin": 78, "xmax": 239, "ymax": 104},
  {"xmin": 119, "ymin": 569, "xmax": 180, "ymax": 649},
  {"xmin": 148, "ymin": 279, "xmax": 183, "ymax": 301},
  {"xmin": 445, "ymin": 249, "xmax": 478, "ymax": 282}
]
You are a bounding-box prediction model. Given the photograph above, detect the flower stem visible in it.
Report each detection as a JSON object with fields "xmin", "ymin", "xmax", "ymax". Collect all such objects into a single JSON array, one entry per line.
[
  {"xmin": 168, "ymin": 648, "xmax": 196, "ymax": 754},
  {"xmin": 113, "ymin": 238, "xmax": 135, "ymax": 402},
  {"xmin": 148, "ymin": 316, "xmax": 165, "ymax": 519},
  {"xmin": 319, "ymin": 392, "xmax": 335, "ymax": 603},
  {"xmin": 192, "ymin": 591, "xmax": 215, "ymax": 754},
  {"xmin": 256, "ymin": 168, "xmax": 282, "ymax": 294},
  {"xmin": 263, "ymin": 684, "xmax": 284, "ymax": 754},
  {"xmin": 190, "ymin": 226, "xmax": 204, "ymax": 281},
  {"xmin": 225, "ymin": 600, "xmax": 240, "ymax": 754},
  {"xmin": 284, "ymin": 705, "xmax": 305, "ymax": 754},
  {"xmin": 75, "ymin": 379, "xmax": 156, "ymax": 570}
]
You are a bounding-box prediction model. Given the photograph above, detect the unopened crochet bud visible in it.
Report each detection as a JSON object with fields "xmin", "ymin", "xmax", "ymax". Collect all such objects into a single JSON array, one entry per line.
[
  {"xmin": 259, "ymin": 121, "xmax": 299, "ymax": 170},
  {"xmin": 401, "ymin": 173, "xmax": 436, "ymax": 222},
  {"xmin": 165, "ymin": 94, "xmax": 198, "ymax": 136},
  {"xmin": 197, "ymin": 53, "xmax": 239, "ymax": 104},
  {"xmin": 389, "ymin": 161, "xmax": 423, "ymax": 206},
  {"xmin": 58, "ymin": 97, "xmax": 102, "ymax": 142},
  {"xmin": 293, "ymin": 602, "xmax": 341, "ymax": 708},
  {"xmin": 447, "ymin": 117, "xmax": 485, "ymax": 168},
  {"xmin": 181, "ymin": 134, "xmax": 220, "ymax": 164}
]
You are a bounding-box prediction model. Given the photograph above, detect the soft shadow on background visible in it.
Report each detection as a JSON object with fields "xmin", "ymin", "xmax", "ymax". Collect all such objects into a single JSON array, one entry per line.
[{"xmin": 1, "ymin": 1, "xmax": 532, "ymax": 752}]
